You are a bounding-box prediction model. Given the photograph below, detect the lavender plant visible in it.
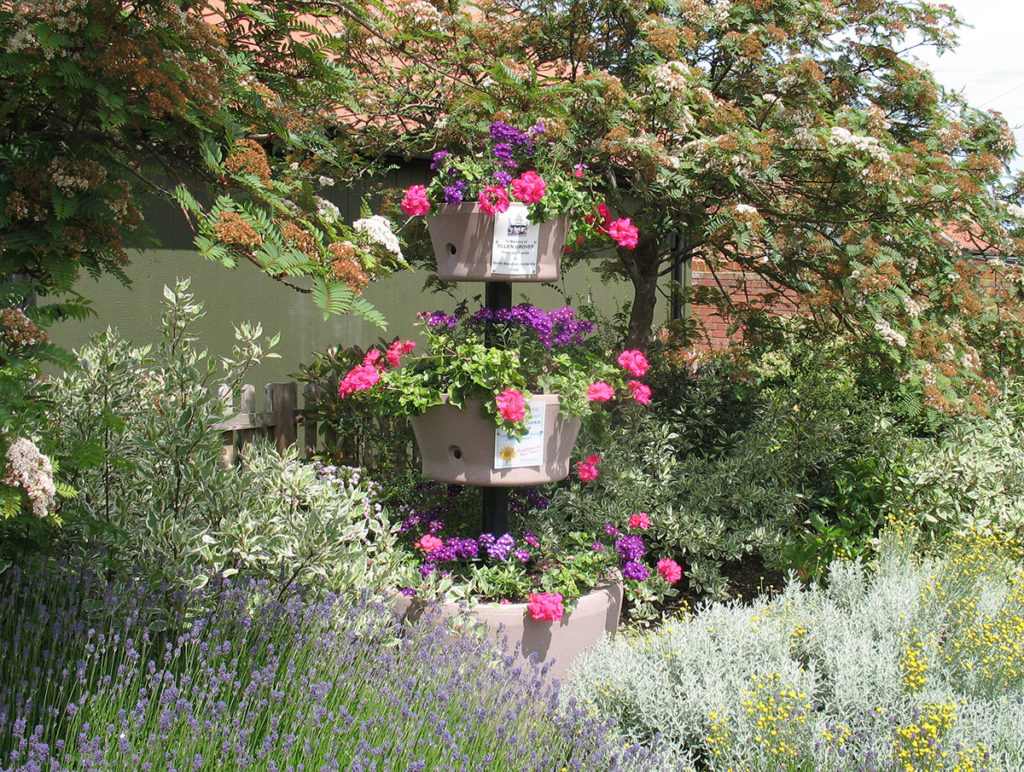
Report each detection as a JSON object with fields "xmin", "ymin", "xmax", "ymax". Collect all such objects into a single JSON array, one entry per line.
[
  {"xmin": 0, "ymin": 561, "xmax": 660, "ymax": 771},
  {"xmin": 567, "ymin": 525, "xmax": 1024, "ymax": 770}
]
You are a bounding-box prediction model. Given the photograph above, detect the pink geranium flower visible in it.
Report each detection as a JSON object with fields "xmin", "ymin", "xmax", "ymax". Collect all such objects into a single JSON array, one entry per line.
[
  {"xmin": 495, "ymin": 387, "xmax": 527, "ymax": 423},
  {"xmin": 337, "ymin": 364, "xmax": 381, "ymax": 397},
  {"xmin": 400, "ymin": 184, "xmax": 431, "ymax": 216},
  {"xmin": 657, "ymin": 558, "xmax": 682, "ymax": 584},
  {"xmin": 511, "ymin": 171, "xmax": 547, "ymax": 204},
  {"xmin": 617, "ymin": 349, "xmax": 649, "ymax": 377},
  {"xmin": 629, "ymin": 512, "xmax": 651, "ymax": 530},
  {"xmin": 629, "ymin": 380, "xmax": 652, "ymax": 405},
  {"xmin": 527, "ymin": 592, "xmax": 564, "ymax": 622},
  {"xmin": 478, "ymin": 186, "xmax": 510, "ymax": 216},
  {"xmin": 386, "ymin": 339, "xmax": 415, "ymax": 367},
  {"xmin": 586, "ymin": 381, "xmax": 615, "ymax": 402},
  {"xmin": 415, "ymin": 534, "xmax": 444, "ymax": 553},
  {"xmin": 608, "ymin": 217, "xmax": 639, "ymax": 249},
  {"xmin": 576, "ymin": 453, "xmax": 600, "ymax": 482}
]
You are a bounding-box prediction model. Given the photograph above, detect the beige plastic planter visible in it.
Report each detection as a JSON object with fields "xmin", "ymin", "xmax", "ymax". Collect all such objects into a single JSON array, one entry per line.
[
  {"xmin": 394, "ymin": 578, "xmax": 623, "ymax": 681},
  {"xmin": 426, "ymin": 203, "xmax": 569, "ymax": 282},
  {"xmin": 409, "ymin": 395, "xmax": 581, "ymax": 487}
]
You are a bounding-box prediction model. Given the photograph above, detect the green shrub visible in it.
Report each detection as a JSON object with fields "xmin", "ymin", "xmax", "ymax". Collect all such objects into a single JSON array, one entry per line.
[
  {"xmin": 535, "ymin": 355, "xmax": 892, "ymax": 604},
  {"xmin": 46, "ymin": 281, "xmax": 404, "ymax": 597},
  {"xmin": 568, "ymin": 526, "xmax": 1024, "ymax": 771}
]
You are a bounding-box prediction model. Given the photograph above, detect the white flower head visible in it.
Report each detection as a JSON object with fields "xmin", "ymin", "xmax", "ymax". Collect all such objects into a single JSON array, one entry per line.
[
  {"xmin": 353, "ymin": 215, "xmax": 402, "ymax": 258},
  {"xmin": 874, "ymin": 318, "xmax": 907, "ymax": 348},
  {"xmin": 3, "ymin": 438, "xmax": 56, "ymax": 518}
]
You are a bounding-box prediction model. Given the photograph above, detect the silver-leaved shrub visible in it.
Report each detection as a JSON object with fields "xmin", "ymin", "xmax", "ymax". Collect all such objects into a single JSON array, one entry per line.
[{"xmin": 568, "ymin": 525, "xmax": 1024, "ymax": 770}]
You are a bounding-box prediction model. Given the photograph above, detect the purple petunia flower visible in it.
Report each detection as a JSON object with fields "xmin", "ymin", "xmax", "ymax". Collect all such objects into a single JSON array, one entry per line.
[
  {"xmin": 487, "ymin": 533, "xmax": 516, "ymax": 561},
  {"xmin": 605, "ymin": 524, "xmax": 621, "ymax": 538},
  {"xmin": 513, "ymin": 549, "xmax": 530, "ymax": 563},
  {"xmin": 493, "ymin": 170, "xmax": 513, "ymax": 186},
  {"xmin": 417, "ymin": 311, "xmax": 458, "ymax": 329},
  {"xmin": 614, "ymin": 535, "xmax": 645, "ymax": 562},
  {"xmin": 622, "ymin": 560, "xmax": 649, "ymax": 581},
  {"xmin": 430, "ymin": 150, "xmax": 450, "ymax": 170}
]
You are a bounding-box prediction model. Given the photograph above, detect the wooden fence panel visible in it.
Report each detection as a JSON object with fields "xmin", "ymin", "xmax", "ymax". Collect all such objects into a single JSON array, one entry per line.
[{"xmin": 213, "ymin": 381, "xmax": 308, "ymax": 467}]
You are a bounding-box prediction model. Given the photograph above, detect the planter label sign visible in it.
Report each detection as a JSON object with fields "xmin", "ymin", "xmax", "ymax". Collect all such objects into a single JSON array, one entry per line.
[
  {"xmin": 494, "ymin": 400, "xmax": 545, "ymax": 468},
  {"xmin": 491, "ymin": 204, "xmax": 541, "ymax": 276}
]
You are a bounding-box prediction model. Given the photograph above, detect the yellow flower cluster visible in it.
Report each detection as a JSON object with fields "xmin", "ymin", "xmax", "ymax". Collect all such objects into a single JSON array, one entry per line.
[
  {"xmin": 900, "ymin": 630, "xmax": 932, "ymax": 694},
  {"xmin": 921, "ymin": 531, "xmax": 1024, "ymax": 692},
  {"xmin": 739, "ymin": 673, "xmax": 810, "ymax": 760},
  {"xmin": 891, "ymin": 699, "xmax": 990, "ymax": 772}
]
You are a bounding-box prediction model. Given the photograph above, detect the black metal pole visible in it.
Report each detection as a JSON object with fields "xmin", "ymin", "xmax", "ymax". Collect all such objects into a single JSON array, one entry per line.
[{"xmin": 481, "ymin": 280, "xmax": 512, "ymax": 535}]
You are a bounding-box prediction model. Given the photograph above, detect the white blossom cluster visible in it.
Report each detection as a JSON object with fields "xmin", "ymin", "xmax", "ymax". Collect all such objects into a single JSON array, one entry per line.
[
  {"xmin": 353, "ymin": 215, "xmax": 402, "ymax": 259},
  {"xmin": 829, "ymin": 126, "xmax": 891, "ymax": 163},
  {"xmin": 398, "ymin": 0, "xmax": 443, "ymax": 27},
  {"xmin": 1005, "ymin": 203, "xmax": 1024, "ymax": 219},
  {"xmin": 874, "ymin": 318, "xmax": 907, "ymax": 348},
  {"xmin": 315, "ymin": 197, "xmax": 340, "ymax": 224},
  {"xmin": 3, "ymin": 438, "xmax": 56, "ymax": 518},
  {"xmin": 651, "ymin": 61, "xmax": 689, "ymax": 93},
  {"xmin": 901, "ymin": 295, "xmax": 928, "ymax": 318},
  {"xmin": 732, "ymin": 203, "xmax": 759, "ymax": 220}
]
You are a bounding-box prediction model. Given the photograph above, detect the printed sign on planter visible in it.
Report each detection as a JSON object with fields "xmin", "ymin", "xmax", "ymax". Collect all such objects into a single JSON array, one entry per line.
[
  {"xmin": 491, "ymin": 204, "xmax": 541, "ymax": 276},
  {"xmin": 494, "ymin": 400, "xmax": 546, "ymax": 468}
]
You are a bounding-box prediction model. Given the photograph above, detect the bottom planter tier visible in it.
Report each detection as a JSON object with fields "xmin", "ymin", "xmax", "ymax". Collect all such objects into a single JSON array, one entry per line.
[
  {"xmin": 409, "ymin": 394, "xmax": 581, "ymax": 486},
  {"xmin": 393, "ymin": 579, "xmax": 623, "ymax": 681}
]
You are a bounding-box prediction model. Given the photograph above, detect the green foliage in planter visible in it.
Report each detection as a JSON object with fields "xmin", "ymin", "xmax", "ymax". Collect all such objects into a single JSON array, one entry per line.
[
  {"xmin": 568, "ymin": 525, "xmax": 1024, "ymax": 771},
  {"xmin": 44, "ymin": 280, "xmax": 404, "ymax": 597}
]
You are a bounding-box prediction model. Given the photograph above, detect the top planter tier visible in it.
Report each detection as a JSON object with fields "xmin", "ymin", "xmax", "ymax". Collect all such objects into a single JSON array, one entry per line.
[{"xmin": 426, "ymin": 203, "xmax": 570, "ymax": 283}]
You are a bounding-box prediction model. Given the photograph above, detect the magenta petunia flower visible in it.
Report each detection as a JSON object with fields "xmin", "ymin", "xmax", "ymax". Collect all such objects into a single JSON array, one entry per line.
[
  {"xmin": 337, "ymin": 364, "xmax": 381, "ymax": 397},
  {"xmin": 617, "ymin": 350, "xmax": 649, "ymax": 377},
  {"xmin": 511, "ymin": 171, "xmax": 547, "ymax": 204},
  {"xmin": 576, "ymin": 453, "xmax": 600, "ymax": 482},
  {"xmin": 657, "ymin": 558, "xmax": 682, "ymax": 584},
  {"xmin": 586, "ymin": 381, "xmax": 615, "ymax": 402},
  {"xmin": 400, "ymin": 184, "xmax": 431, "ymax": 216},
  {"xmin": 386, "ymin": 339, "xmax": 415, "ymax": 367},
  {"xmin": 495, "ymin": 387, "xmax": 527, "ymax": 423},
  {"xmin": 629, "ymin": 380, "xmax": 652, "ymax": 405},
  {"xmin": 478, "ymin": 185, "xmax": 510, "ymax": 216},
  {"xmin": 415, "ymin": 534, "xmax": 444, "ymax": 553},
  {"xmin": 628, "ymin": 512, "xmax": 651, "ymax": 530},
  {"xmin": 608, "ymin": 217, "xmax": 639, "ymax": 249},
  {"xmin": 527, "ymin": 592, "xmax": 564, "ymax": 622}
]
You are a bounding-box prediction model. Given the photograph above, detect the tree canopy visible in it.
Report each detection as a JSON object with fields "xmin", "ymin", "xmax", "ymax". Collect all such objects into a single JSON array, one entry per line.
[
  {"xmin": 335, "ymin": 0, "xmax": 1024, "ymax": 412},
  {"xmin": 1, "ymin": 0, "xmax": 405, "ymax": 325}
]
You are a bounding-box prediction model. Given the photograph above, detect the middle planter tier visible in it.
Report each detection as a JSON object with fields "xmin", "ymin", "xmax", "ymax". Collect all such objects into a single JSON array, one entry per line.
[
  {"xmin": 410, "ymin": 394, "xmax": 581, "ymax": 486},
  {"xmin": 426, "ymin": 203, "xmax": 569, "ymax": 282}
]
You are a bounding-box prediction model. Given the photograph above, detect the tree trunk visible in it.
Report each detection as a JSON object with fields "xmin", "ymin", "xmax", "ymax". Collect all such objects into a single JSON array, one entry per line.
[{"xmin": 621, "ymin": 233, "xmax": 661, "ymax": 350}]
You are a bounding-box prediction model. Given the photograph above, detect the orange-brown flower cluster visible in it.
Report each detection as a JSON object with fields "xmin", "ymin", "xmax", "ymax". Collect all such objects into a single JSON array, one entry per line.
[
  {"xmin": 329, "ymin": 242, "xmax": 371, "ymax": 293},
  {"xmin": 225, "ymin": 139, "xmax": 272, "ymax": 182},
  {"xmin": 855, "ymin": 260, "xmax": 901, "ymax": 295},
  {"xmin": 213, "ymin": 211, "xmax": 263, "ymax": 248},
  {"xmin": 281, "ymin": 222, "xmax": 319, "ymax": 258},
  {"xmin": 0, "ymin": 308, "xmax": 49, "ymax": 349}
]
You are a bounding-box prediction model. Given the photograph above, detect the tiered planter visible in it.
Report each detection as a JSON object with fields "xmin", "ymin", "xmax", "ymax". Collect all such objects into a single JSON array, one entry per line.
[
  {"xmin": 394, "ymin": 577, "xmax": 623, "ymax": 681},
  {"xmin": 427, "ymin": 203, "xmax": 570, "ymax": 282},
  {"xmin": 397, "ymin": 199, "xmax": 620, "ymax": 665},
  {"xmin": 409, "ymin": 395, "xmax": 581, "ymax": 486}
]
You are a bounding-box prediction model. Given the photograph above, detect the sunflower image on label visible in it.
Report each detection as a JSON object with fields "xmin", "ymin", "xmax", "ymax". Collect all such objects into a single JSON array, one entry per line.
[
  {"xmin": 494, "ymin": 400, "xmax": 546, "ymax": 468},
  {"xmin": 491, "ymin": 203, "xmax": 541, "ymax": 275}
]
